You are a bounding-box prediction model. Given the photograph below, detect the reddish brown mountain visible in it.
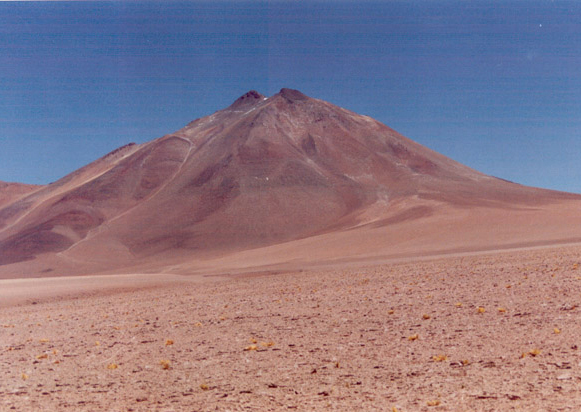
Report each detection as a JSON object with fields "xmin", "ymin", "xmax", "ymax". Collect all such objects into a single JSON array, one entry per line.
[
  {"xmin": 1, "ymin": 88, "xmax": 580, "ymax": 277},
  {"xmin": 0, "ymin": 181, "xmax": 41, "ymax": 209}
]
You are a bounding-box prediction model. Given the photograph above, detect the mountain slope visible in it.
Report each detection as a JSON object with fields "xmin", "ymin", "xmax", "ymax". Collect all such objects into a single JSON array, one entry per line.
[
  {"xmin": 1, "ymin": 88, "xmax": 580, "ymax": 277},
  {"xmin": 0, "ymin": 181, "xmax": 42, "ymax": 209}
]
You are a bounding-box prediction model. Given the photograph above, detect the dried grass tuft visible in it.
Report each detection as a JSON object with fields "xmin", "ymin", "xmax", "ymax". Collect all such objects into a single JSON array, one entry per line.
[
  {"xmin": 432, "ymin": 354, "xmax": 447, "ymax": 362},
  {"xmin": 529, "ymin": 348, "xmax": 541, "ymax": 357}
]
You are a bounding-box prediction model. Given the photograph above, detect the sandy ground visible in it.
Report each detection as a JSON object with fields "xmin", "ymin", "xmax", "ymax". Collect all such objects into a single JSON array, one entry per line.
[
  {"xmin": 2, "ymin": 244, "xmax": 581, "ymax": 411},
  {"xmin": 0, "ymin": 273, "xmax": 219, "ymax": 309}
]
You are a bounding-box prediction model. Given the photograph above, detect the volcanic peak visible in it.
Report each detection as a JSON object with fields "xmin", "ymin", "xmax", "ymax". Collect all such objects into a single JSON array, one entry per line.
[
  {"xmin": 277, "ymin": 88, "xmax": 309, "ymax": 102},
  {"xmin": 228, "ymin": 90, "xmax": 265, "ymax": 110},
  {"xmin": 2, "ymin": 88, "xmax": 580, "ymax": 275},
  {"xmin": 228, "ymin": 88, "xmax": 310, "ymax": 111}
]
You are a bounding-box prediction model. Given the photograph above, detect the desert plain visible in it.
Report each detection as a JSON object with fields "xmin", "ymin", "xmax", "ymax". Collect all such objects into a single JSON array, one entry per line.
[{"xmin": 2, "ymin": 243, "xmax": 581, "ymax": 412}]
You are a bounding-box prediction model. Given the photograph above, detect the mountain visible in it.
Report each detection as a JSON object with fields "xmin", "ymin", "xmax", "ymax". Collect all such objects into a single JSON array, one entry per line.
[
  {"xmin": 0, "ymin": 181, "xmax": 42, "ymax": 209},
  {"xmin": 1, "ymin": 88, "xmax": 580, "ymax": 278}
]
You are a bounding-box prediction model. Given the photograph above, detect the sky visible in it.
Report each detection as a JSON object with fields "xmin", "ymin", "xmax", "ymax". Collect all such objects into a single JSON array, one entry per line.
[{"xmin": 1, "ymin": 1, "xmax": 580, "ymax": 193}]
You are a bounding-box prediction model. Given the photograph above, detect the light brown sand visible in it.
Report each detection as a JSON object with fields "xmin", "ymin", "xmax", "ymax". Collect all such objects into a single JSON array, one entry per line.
[
  {"xmin": 0, "ymin": 273, "xmax": 214, "ymax": 308},
  {"xmin": 2, "ymin": 244, "xmax": 581, "ymax": 411}
]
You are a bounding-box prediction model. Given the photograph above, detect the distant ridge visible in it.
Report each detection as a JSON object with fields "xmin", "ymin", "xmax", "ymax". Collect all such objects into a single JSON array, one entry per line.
[{"xmin": 0, "ymin": 181, "xmax": 41, "ymax": 209}]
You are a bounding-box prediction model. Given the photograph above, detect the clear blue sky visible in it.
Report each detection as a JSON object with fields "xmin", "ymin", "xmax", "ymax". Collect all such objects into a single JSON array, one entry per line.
[{"xmin": 1, "ymin": 1, "xmax": 580, "ymax": 193}]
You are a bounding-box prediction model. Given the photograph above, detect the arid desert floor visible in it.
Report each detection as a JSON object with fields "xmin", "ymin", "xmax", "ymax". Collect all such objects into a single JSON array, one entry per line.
[{"xmin": 2, "ymin": 244, "xmax": 581, "ymax": 411}]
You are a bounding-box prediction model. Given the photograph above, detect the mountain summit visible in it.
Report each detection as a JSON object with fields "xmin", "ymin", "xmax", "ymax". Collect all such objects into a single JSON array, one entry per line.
[{"xmin": 1, "ymin": 89, "xmax": 580, "ymax": 277}]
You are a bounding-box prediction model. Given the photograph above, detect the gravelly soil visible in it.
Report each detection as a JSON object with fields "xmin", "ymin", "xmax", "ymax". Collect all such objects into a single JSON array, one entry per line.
[{"xmin": 2, "ymin": 245, "xmax": 581, "ymax": 411}]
